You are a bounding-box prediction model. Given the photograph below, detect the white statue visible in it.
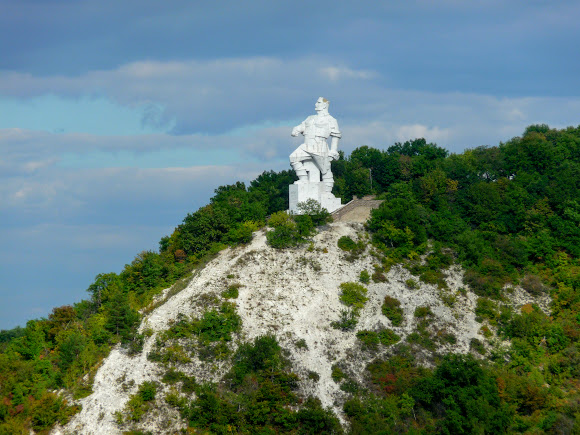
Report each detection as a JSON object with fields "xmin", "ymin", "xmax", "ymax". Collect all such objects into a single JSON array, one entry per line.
[
  {"xmin": 288, "ymin": 98, "xmax": 343, "ymax": 214},
  {"xmin": 290, "ymin": 97, "xmax": 342, "ymax": 192}
]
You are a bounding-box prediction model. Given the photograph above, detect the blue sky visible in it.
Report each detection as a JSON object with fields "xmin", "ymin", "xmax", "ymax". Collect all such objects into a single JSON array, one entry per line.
[{"xmin": 1, "ymin": 0, "xmax": 579, "ymax": 329}]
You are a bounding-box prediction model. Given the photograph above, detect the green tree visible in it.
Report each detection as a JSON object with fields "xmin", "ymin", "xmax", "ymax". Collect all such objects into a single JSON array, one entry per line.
[
  {"xmin": 15, "ymin": 320, "xmax": 47, "ymax": 360},
  {"xmin": 104, "ymin": 290, "xmax": 139, "ymax": 342},
  {"xmin": 87, "ymin": 272, "xmax": 123, "ymax": 310}
]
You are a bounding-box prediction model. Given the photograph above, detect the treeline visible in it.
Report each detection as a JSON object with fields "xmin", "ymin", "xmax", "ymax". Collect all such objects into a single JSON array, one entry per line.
[
  {"xmin": 341, "ymin": 125, "xmax": 580, "ymax": 433},
  {"xmin": 0, "ymin": 124, "xmax": 578, "ymax": 433}
]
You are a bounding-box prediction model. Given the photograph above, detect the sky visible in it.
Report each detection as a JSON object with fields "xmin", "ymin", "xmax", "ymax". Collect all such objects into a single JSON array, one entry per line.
[{"xmin": 1, "ymin": 0, "xmax": 579, "ymax": 329}]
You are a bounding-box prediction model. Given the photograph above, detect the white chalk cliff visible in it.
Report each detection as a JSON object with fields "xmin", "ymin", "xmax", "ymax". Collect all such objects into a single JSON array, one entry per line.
[{"xmin": 53, "ymin": 222, "xmax": 548, "ymax": 434}]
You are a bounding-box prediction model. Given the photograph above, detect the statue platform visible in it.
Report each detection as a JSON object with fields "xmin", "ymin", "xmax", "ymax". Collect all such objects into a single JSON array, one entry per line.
[{"xmin": 289, "ymin": 182, "xmax": 342, "ymax": 214}]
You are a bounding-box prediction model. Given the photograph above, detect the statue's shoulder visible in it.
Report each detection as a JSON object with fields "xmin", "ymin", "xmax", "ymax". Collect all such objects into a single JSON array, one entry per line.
[{"xmin": 326, "ymin": 114, "xmax": 339, "ymax": 125}]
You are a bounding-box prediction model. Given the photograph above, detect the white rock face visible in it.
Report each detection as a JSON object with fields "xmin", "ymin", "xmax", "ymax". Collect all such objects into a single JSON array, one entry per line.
[{"xmin": 53, "ymin": 222, "xmax": 548, "ymax": 434}]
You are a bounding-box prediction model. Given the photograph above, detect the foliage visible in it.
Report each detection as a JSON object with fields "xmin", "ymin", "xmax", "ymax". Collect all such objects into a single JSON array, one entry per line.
[
  {"xmin": 337, "ymin": 236, "xmax": 366, "ymax": 261},
  {"xmin": 160, "ymin": 302, "xmax": 242, "ymax": 345},
  {"xmin": 225, "ymin": 220, "xmax": 261, "ymax": 245},
  {"xmin": 296, "ymin": 198, "xmax": 332, "ymax": 226},
  {"xmin": 195, "ymin": 302, "xmax": 242, "ymax": 344},
  {"xmin": 411, "ymin": 354, "xmax": 513, "ymax": 434},
  {"xmin": 332, "ymin": 282, "xmax": 368, "ymax": 332},
  {"xmin": 123, "ymin": 381, "xmax": 158, "ymax": 422},
  {"xmin": 405, "ymin": 278, "xmax": 418, "ymax": 289},
  {"xmin": 221, "ymin": 283, "xmax": 241, "ymax": 299},
  {"xmin": 337, "ymin": 236, "xmax": 357, "ymax": 251},
  {"xmin": 331, "ymin": 365, "xmax": 346, "ymax": 382},
  {"xmin": 357, "ymin": 329, "xmax": 401, "ymax": 350},
  {"xmin": 330, "ymin": 309, "xmax": 358, "ymax": 331},
  {"xmin": 414, "ymin": 306, "xmax": 433, "ymax": 318},
  {"xmin": 267, "ymin": 201, "xmax": 330, "ymax": 249},
  {"xmin": 266, "ymin": 211, "xmax": 304, "ymax": 248},
  {"xmin": 182, "ymin": 335, "xmax": 342, "ymax": 434},
  {"xmin": 295, "ymin": 338, "xmax": 308, "ymax": 350},
  {"xmin": 359, "ymin": 269, "xmax": 370, "ymax": 284},
  {"xmin": 337, "ymin": 282, "xmax": 368, "ymax": 312},
  {"xmin": 382, "ymin": 295, "xmax": 404, "ymax": 326},
  {"xmin": 475, "ymin": 297, "xmax": 500, "ymax": 323}
]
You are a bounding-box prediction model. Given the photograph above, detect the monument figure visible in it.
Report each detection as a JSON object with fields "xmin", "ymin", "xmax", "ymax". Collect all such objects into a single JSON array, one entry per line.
[{"xmin": 289, "ymin": 97, "xmax": 343, "ymax": 214}]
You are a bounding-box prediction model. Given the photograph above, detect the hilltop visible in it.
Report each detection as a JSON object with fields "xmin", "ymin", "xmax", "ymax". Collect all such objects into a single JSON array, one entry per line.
[{"xmin": 0, "ymin": 124, "xmax": 578, "ymax": 434}]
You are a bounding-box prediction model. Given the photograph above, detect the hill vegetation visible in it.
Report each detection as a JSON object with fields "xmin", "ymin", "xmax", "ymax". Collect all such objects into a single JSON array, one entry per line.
[{"xmin": 0, "ymin": 124, "xmax": 578, "ymax": 433}]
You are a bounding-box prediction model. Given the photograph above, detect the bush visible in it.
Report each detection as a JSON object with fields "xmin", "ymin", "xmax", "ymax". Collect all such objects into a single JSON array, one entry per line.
[
  {"xmin": 470, "ymin": 338, "xmax": 486, "ymax": 354},
  {"xmin": 296, "ymin": 397, "xmax": 342, "ymax": 433},
  {"xmin": 475, "ymin": 298, "xmax": 499, "ymax": 323},
  {"xmin": 138, "ymin": 381, "xmax": 157, "ymax": 402},
  {"xmin": 331, "ymin": 309, "xmax": 358, "ymax": 331},
  {"xmin": 338, "ymin": 236, "xmax": 366, "ymax": 261},
  {"xmin": 162, "ymin": 368, "xmax": 183, "ymax": 385},
  {"xmin": 405, "ymin": 278, "xmax": 418, "ymax": 289},
  {"xmin": 267, "ymin": 211, "xmax": 304, "ymax": 248},
  {"xmin": 295, "ymin": 338, "xmax": 308, "ymax": 350},
  {"xmin": 411, "ymin": 354, "xmax": 512, "ymax": 434},
  {"xmin": 414, "ymin": 306, "xmax": 433, "ymax": 318},
  {"xmin": 229, "ymin": 334, "xmax": 282, "ymax": 385},
  {"xmin": 196, "ymin": 302, "xmax": 242, "ymax": 343},
  {"xmin": 221, "ymin": 283, "xmax": 241, "ymax": 299},
  {"xmin": 357, "ymin": 329, "xmax": 401, "ymax": 350},
  {"xmin": 308, "ymin": 371, "xmax": 320, "ymax": 382},
  {"xmin": 266, "ymin": 222, "xmax": 302, "ymax": 248},
  {"xmin": 372, "ymin": 270, "xmax": 388, "ymax": 282},
  {"xmin": 378, "ymin": 329, "xmax": 401, "ymax": 346},
  {"xmin": 407, "ymin": 331, "xmax": 436, "ymax": 351},
  {"xmin": 338, "ymin": 236, "xmax": 357, "ymax": 251},
  {"xmin": 464, "ymin": 269, "xmax": 504, "ymax": 298},
  {"xmin": 521, "ymin": 274, "xmax": 545, "ymax": 295},
  {"xmin": 297, "ymin": 199, "xmax": 332, "ymax": 226},
  {"xmin": 340, "ymin": 379, "xmax": 360, "ymax": 394},
  {"xmin": 359, "ymin": 270, "xmax": 370, "ymax": 284},
  {"xmin": 225, "ymin": 221, "xmax": 261, "ymax": 245},
  {"xmin": 338, "ymin": 282, "xmax": 368, "ymax": 311},
  {"xmin": 124, "ymin": 381, "xmax": 157, "ymax": 422},
  {"xmin": 331, "ymin": 365, "xmax": 346, "ymax": 382},
  {"xmin": 382, "ymin": 296, "xmax": 404, "ymax": 326},
  {"xmin": 30, "ymin": 393, "xmax": 70, "ymax": 432},
  {"xmin": 295, "ymin": 214, "xmax": 315, "ymax": 236},
  {"xmin": 356, "ymin": 330, "xmax": 380, "ymax": 350}
]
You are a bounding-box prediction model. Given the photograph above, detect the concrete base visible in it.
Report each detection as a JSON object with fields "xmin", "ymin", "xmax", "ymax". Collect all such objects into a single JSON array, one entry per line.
[{"xmin": 289, "ymin": 182, "xmax": 342, "ymax": 214}]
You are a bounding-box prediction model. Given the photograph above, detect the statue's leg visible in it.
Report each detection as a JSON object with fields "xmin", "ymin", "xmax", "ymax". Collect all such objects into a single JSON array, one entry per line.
[
  {"xmin": 311, "ymin": 154, "xmax": 334, "ymax": 192},
  {"xmin": 290, "ymin": 146, "xmax": 310, "ymax": 183},
  {"xmin": 322, "ymin": 170, "xmax": 334, "ymax": 192}
]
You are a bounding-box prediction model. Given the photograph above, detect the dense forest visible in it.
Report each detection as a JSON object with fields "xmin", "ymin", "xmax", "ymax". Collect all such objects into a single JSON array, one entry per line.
[{"xmin": 0, "ymin": 124, "xmax": 578, "ymax": 433}]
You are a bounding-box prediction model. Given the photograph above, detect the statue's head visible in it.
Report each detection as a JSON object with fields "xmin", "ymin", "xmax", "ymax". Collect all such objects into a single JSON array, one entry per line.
[{"xmin": 315, "ymin": 97, "xmax": 329, "ymax": 113}]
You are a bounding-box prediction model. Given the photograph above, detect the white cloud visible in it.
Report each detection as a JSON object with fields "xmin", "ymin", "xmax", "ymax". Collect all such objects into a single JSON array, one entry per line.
[
  {"xmin": 319, "ymin": 66, "xmax": 377, "ymax": 82},
  {"xmin": 0, "ymin": 57, "xmax": 380, "ymax": 133},
  {"xmin": 394, "ymin": 124, "xmax": 451, "ymax": 143},
  {"xmin": 2, "ymin": 56, "xmax": 579, "ymax": 149}
]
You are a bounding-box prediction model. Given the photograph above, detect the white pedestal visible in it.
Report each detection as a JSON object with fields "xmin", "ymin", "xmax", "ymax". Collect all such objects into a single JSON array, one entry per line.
[{"xmin": 289, "ymin": 182, "xmax": 342, "ymax": 214}]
